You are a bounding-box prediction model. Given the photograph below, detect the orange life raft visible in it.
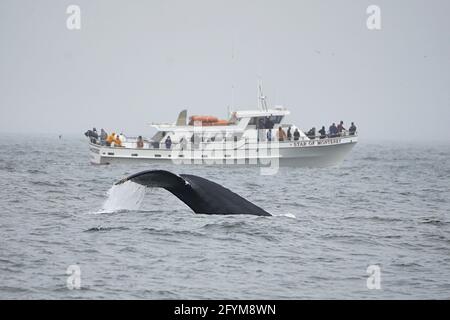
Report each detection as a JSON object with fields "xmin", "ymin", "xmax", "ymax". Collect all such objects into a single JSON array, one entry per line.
[
  {"xmin": 188, "ymin": 115, "xmax": 229, "ymax": 126},
  {"xmin": 189, "ymin": 115, "xmax": 219, "ymax": 123}
]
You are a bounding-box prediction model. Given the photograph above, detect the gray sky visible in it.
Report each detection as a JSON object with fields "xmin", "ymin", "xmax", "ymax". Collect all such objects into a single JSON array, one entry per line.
[{"xmin": 1, "ymin": 0, "xmax": 449, "ymax": 141}]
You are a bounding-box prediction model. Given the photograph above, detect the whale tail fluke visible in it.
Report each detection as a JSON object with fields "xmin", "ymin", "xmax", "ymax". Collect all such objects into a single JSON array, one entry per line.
[{"xmin": 116, "ymin": 170, "xmax": 271, "ymax": 216}]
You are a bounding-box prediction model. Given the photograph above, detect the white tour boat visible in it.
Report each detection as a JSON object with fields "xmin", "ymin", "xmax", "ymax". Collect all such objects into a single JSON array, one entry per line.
[{"xmin": 87, "ymin": 93, "xmax": 357, "ymax": 167}]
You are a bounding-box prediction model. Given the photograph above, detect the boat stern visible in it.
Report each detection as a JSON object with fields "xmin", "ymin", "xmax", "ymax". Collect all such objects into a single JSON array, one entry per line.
[{"xmin": 89, "ymin": 143, "xmax": 105, "ymax": 164}]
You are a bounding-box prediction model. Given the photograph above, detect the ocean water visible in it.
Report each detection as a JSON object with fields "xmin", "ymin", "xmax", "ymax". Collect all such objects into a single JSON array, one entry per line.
[{"xmin": 0, "ymin": 134, "xmax": 449, "ymax": 299}]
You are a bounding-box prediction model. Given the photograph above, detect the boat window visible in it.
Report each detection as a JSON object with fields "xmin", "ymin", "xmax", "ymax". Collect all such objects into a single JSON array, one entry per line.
[
  {"xmin": 249, "ymin": 116, "xmax": 283, "ymax": 125},
  {"xmin": 269, "ymin": 116, "xmax": 283, "ymax": 124},
  {"xmin": 250, "ymin": 116, "xmax": 284, "ymax": 129},
  {"xmin": 248, "ymin": 117, "xmax": 258, "ymax": 125}
]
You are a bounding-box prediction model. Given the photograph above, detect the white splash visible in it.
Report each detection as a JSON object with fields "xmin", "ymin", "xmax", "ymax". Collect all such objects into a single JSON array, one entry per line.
[
  {"xmin": 100, "ymin": 181, "xmax": 147, "ymax": 213},
  {"xmin": 273, "ymin": 213, "xmax": 297, "ymax": 219}
]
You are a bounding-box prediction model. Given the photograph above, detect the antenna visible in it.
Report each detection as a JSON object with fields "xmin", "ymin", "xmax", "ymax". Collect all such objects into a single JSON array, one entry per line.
[
  {"xmin": 257, "ymin": 78, "xmax": 268, "ymax": 111},
  {"xmin": 230, "ymin": 40, "xmax": 235, "ymax": 114}
]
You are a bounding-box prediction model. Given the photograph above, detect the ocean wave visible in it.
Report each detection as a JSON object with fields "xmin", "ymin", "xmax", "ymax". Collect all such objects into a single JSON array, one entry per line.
[
  {"xmin": 143, "ymin": 227, "xmax": 204, "ymax": 238},
  {"xmin": 419, "ymin": 218, "xmax": 447, "ymax": 226},
  {"xmin": 201, "ymin": 220, "xmax": 251, "ymax": 231},
  {"xmin": 84, "ymin": 226, "xmax": 130, "ymax": 232},
  {"xmin": 29, "ymin": 180, "xmax": 67, "ymax": 187}
]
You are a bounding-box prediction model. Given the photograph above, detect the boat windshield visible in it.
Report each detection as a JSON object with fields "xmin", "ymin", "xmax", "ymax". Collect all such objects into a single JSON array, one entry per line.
[{"xmin": 248, "ymin": 116, "xmax": 284, "ymax": 128}]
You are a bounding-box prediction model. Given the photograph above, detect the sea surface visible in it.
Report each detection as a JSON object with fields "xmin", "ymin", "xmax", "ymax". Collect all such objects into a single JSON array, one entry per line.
[{"xmin": 0, "ymin": 134, "xmax": 449, "ymax": 299}]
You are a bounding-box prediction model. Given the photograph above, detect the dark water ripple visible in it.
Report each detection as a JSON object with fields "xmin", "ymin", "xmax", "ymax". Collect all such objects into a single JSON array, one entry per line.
[{"xmin": 0, "ymin": 135, "xmax": 450, "ymax": 299}]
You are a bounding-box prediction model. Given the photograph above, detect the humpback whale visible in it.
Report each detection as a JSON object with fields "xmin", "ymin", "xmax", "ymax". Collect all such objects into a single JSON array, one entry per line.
[{"xmin": 115, "ymin": 170, "xmax": 271, "ymax": 216}]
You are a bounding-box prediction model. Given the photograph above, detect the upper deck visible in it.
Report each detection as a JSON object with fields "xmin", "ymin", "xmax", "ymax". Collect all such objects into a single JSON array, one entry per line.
[{"xmin": 151, "ymin": 107, "xmax": 291, "ymax": 133}]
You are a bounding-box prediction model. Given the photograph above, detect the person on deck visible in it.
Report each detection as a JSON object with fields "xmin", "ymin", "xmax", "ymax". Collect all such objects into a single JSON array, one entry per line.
[
  {"xmin": 287, "ymin": 127, "xmax": 292, "ymax": 141},
  {"xmin": 319, "ymin": 126, "xmax": 326, "ymax": 139},
  {"xmin": 136, "ymin": 136, "xmax": 144, "ymax": 148},
  {"xmin": 84, "ymin": 128, "xmax": 98, "ymax": 143},
  {"xmin": 165, "ymin": 136, "xmax": 172, "ymax": 149},
  {"xmin": 106, "ymin": 133, "xmax": 115, "ymax": 146},
  {"xmin": 337, "ymin": 121, "xmax": 346, "ymax": 135},
  {"xmin": 114, "ymin": 134, "xmax": 122, "ymax": 147},
  {"xmin": 179, "ymin": 137, "xmax": 187, "ymax": 150},
  {"xmin": 306, "ymin": 127, "xmax": 316, "ymax": 139},
  {"xmin": 277, "ymin": 127, "xmax": 287, "ymax": 141},
  {"xmin": 100, "ymin": 129, "xmax": 107, "ymax": 145},
  {"xmin": 293, "ymin": 128, "xmax": 300, "ymax": 141},
  {"xmin": 349, "ymin": 122, "xmax": 357, "ymax": 135},
  {"xmin": 329, "ymin": 123, "xmax": 338, "ymax": 137}
]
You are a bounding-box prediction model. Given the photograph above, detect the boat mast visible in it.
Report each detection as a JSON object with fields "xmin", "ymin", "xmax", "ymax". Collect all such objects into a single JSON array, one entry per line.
[
  {"xmin": 258, "ymin": 79, "xmax": 268, "ymax": 111},
  {"xmin": 229, "ymin": 40, "xmax": 235, "ymax": 117}
]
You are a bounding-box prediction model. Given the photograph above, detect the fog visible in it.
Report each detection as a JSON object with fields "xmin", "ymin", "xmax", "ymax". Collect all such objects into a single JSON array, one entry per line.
[{"xmin": 1, "ymin": 0, "xmax": 449, "ymax": 141}]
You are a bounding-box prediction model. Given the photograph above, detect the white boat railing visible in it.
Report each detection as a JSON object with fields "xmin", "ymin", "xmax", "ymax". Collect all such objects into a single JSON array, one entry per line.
[{"xmin": 89, "ymin": 130, "xmax": 357, "ymax": 151}]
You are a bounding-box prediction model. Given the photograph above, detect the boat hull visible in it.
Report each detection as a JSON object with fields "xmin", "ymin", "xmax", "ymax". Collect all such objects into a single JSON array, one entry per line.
[{"xmin": 89, "ymin": 136, "xmax": 357, "ymax": 168}]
